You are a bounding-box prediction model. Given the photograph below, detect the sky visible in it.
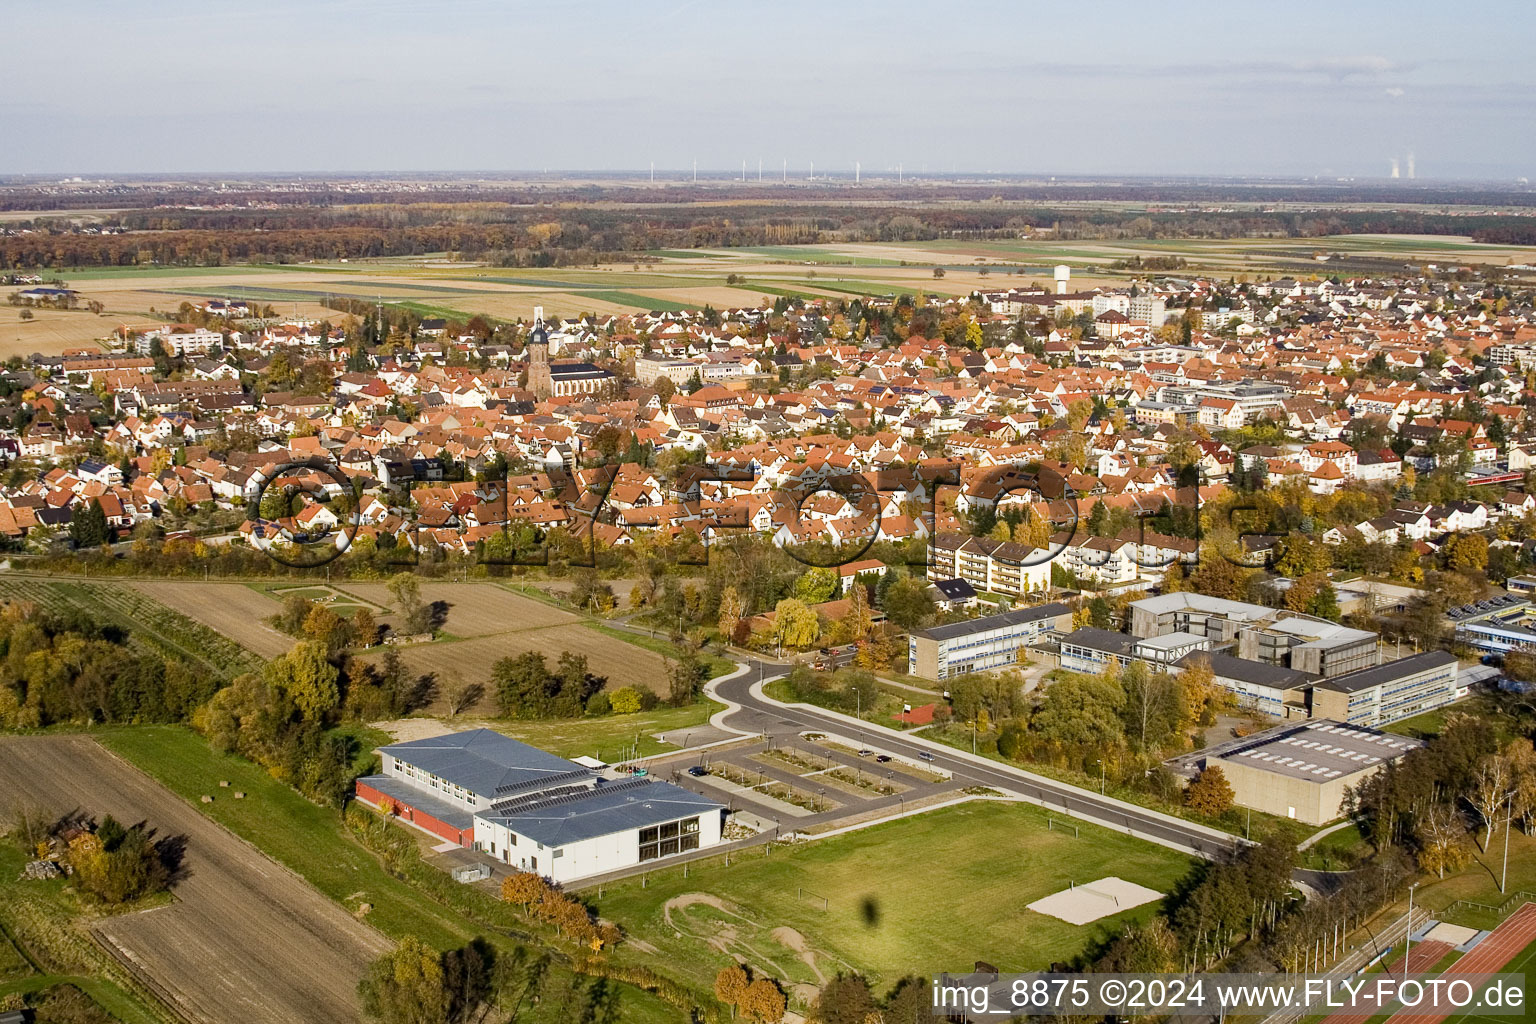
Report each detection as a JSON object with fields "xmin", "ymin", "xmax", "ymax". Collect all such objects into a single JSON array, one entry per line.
[{"xmin": 4, "ymin": 0, "xmax": 1534, "ymax": 180}]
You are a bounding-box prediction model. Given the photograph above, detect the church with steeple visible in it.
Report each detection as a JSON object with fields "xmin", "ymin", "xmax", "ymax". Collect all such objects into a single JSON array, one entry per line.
[{"xmin": 526, "ymin": 306, "xmax": 552, "ymax": 401}]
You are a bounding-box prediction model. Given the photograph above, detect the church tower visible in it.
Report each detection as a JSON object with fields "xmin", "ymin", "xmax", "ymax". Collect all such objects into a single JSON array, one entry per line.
[{"xmin": 527, "ymin": 305, "xmax": 551, "ymax": 401}]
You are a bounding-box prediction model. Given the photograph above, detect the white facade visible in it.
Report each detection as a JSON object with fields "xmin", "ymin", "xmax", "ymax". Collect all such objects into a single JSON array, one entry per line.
[{"xmin": 474, "ymin": 802, "xmax": 722, "ymax": 885}]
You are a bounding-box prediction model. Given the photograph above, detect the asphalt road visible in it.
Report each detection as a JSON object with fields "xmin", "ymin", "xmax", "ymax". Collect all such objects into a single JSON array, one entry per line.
[{"xmin": 711, "ymin": 657, "xmax": 1247, "ymax": 861}]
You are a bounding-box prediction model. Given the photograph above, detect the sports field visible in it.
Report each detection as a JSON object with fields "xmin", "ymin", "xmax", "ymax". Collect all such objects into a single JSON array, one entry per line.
[{"xmin": 586, "ymin": 799, "xmax": 1194, "ymax": 1003}]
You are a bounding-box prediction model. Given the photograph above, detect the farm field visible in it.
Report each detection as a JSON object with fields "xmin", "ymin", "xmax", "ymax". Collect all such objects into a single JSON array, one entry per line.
[
  {"xmin": 331, "ymin": 582, "xmax": 675, "ymax": 711},
  {"xmin": 359, "ymin": 622, "xmax": 673, "ymax": 714},
  {"xmin": 0, "ymin": 304, "xmax": 110, "ymax": 356},
  {"xmin": 0, "ymin": 734, "xmax": 393, "ymax": 1024},
  {"xmin": 334, "ymin": 581, "xmax": 577, "ymax": 635},
  {"xmin": 0, "ymin": 576, "xmax": 264, "ymax": 676},
  {"xmin": 31, "ymin": 232, "xmax": 1533, "ymax": 344},
  {"xmin": 0, "ymin": 840, "xmax": 172, "ymax": 1024},
  {"xmin": 587, "ymin": 798, "xmax": 1195, "ymax": 1002},
  {"xmin": 126, "ymin": 580, "xmax": 292, "ymax": 659}
]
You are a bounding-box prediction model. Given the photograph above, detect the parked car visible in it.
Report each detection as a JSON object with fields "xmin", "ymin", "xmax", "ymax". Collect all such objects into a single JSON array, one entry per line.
[
  {"xmin": 858, "ymin": 748, "xmax": 874, "ymax": 757},
  {"xmin": 875, "ymin": 754, "xmax": 892, "ymax": 763},
  {"xmin": 687, "ymin": 765, "xmax": 709, "ymax": 777}
]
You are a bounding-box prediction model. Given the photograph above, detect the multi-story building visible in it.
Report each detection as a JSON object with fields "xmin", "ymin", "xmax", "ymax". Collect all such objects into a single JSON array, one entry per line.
[
  {"xmin": 1235, "ymin": 615, "xmax": 1378, "ymax": 679},
  {"xmin": 908, "ymin": 603, "xmax": 1072, "ymax": 680},
  {"xmin": 928, "ymin": 533, "xmax": 1052, "ymax": 599},
  {"xmin": 635, "ymin": 354, "xmax": 700, "ymax": 386},
  {"xmin": 1308, "ymin": 651, "xmax": 1460, "ymax": 727}
]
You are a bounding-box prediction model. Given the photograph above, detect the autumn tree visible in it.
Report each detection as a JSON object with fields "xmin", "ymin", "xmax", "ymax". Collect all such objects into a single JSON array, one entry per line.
[
  {"xmin": 1184, "ymin": 765, "xmax": 1234, "ymax": 816},
  {"xmin": 500, "ymin": 871, "xmax": 551, "ymax": 917},
  {"xmin": 265, "ymin": 640, "xmax": 340, "ymax": 724},
  {"xmin": 717, "ymin": 586, "xmax": 745, "ymax": 644},
  {"xmin": 715, "ymin": 964, "xmax": 750, "ymax": 1017},
  {"xmin": 352, "ymin": 607, "xmax": 378, "ymax": 647},
  {"xmin": 836, "ymin": 581, "xmax": 873, "ymax": 643},
  {"xmin": 358, "ymin": 937, "xmax": 449, "ymax": 1024},
  {"xmin": 742, "ymin": 978, "xmax": 788, "ymax": 1023},
  {"xmin": 1414, "ymin": 804, "xmax": 1470, "ymax": 879},
  {"xmin": 773, "ymin": 598, "xmax": 820, "ymax": 649},
  {"xmin": 793, "ymin": 567, "xmax": 839, "ymax": 604},
  {"xmin": 1469, "ymin": 752, "xmax": 1512, "ymax": 851}
]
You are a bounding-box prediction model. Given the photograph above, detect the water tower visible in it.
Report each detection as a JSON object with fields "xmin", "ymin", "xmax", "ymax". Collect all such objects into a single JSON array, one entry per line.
[{"xmin": 1054, "ymin": 265, "xmax": 1071, "ymax": 295}]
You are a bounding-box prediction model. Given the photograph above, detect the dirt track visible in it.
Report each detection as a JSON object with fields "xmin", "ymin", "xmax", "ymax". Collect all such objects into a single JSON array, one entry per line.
[{"xmin": 0, "ymin": 735, "xmax": 390, "ymax": 1024}]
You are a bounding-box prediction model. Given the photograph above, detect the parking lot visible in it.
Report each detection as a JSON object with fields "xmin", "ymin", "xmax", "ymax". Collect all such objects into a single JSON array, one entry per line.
[{"xmin": 652, "ymin": 731, "xmax": 962, "ymax": 833}]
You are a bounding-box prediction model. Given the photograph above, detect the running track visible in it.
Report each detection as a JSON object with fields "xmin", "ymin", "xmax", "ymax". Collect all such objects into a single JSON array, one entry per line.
[
  {"xmin": 1381, "ymin": 902, "xmax": 1536, "ymax": 1024},
  {"xmin": 1318, "ymin": 940, "xmax": 1451, "ymax": 1024}
]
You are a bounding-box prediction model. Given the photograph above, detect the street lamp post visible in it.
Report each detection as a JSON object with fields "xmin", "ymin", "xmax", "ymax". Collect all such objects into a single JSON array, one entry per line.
[
  {"xmin": 1404, "ymin": 882, "xmax": 1419, "ymax": 976},
  {"xmin": 1096, "ymin": 759, "xmax": 1106, "ymax": 796},
  {"xmin": 1501, "ymin": 795, "xmax": 1513, "ymax": 894}
]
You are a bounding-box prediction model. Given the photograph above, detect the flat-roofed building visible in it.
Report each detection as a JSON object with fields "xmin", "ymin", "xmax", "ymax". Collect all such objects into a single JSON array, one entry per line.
[
  {"xmin": 1129, "ymin": 592, "xmax": 1276, "ymax": 643},
  {"xmin": 1179, "ymin": 651, "xmax": 1317, "ymax": 719},
  {"xmin": 1058, "ymin": 627, "xmax": 1212, "ymax": 674},
  {"xmin": 1309, "ymin": 651, "xmax": 1459, "ymax": 727},
  {"xmin": 355, "ymin": 729, "xmax": 725, "ymax": 884},
  {"xmin": 1211, "ymin": 719, "xmax": 1422, "ymax": 825},
  {"xmin": 909, "ymin": 603, "xmax": 1073, "ymax": 680},
  {"xmin": 1236, "ymin": 615, "xmax": 1377, "ymax": 678}
]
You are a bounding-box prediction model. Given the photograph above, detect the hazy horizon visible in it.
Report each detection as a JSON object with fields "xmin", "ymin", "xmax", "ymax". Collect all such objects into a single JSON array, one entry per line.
[{"xmin": 5, "ymin": 0, "xmax": 1533, "ymax": 181}]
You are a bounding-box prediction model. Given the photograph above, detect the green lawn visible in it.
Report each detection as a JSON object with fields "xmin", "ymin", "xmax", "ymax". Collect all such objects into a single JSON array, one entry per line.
[
  {"xmin": 101, "ymin": 727, "xmax": 476, "ymax": 948},
  {"xmin": 1300, "ymin": 823, "xmax": 1369, "ymax": 871},
  {"xmin": 492, "ymin": 700, "xmax": 721, "ymax": 761},
  {"xmin": 1382, "ymin": 706, "xmax": 1452, "ymax": 738},
  {"xmin": 1420, "ymin": 826, "xmax": 1536, "ymax": 929},
  {"xmin": 587, "ymin": 799, "xmax": 1195, "ymax": 995}
]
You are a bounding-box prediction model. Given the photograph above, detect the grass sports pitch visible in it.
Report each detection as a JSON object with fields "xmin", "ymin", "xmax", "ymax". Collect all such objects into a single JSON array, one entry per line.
[{"xmin": 586, "ymin": 798, "xmax": 1194, "ymax": 997}]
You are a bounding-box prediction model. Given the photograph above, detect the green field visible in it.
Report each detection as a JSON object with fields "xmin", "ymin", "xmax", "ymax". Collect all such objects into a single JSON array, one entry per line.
[
  {"xmin": 494, "ymin": 699, "xmax": 721, "ymax": 761},
  {"xmin": 587, "ymin": 799, "xmax": 1195, "ymax": 996},
  {"xmin": 0, "ymin": 577, "xmax": 261, "ymax": 678}
]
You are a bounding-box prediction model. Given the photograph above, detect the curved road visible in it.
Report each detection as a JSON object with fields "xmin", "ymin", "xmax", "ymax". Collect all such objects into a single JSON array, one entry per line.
[{"xmin": 707, "ymin": 657, "xmax": 1247, "ymax": 861}]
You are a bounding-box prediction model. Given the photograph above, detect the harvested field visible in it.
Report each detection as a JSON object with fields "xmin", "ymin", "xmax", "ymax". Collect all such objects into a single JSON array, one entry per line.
[
  {"xmin": 0, "ymin": 577, "xmax": 264, "ymax": 676},
  {"xmin": 0, "ymin": 305, "xmax": 110, "ymax": 356},
  {"xmin": 359, "ymin": 621, "xmax": 672, "ymax": 715},
  {"xmin": 0, "ymin": 735, "xmax": 390, "ymax": 1024},
  {"xmin": 335, "ymin": 581, "xmax": 577, "ymax": 636},
  {"xmin": 127, "ymin": 581, "xmax": 292, "ymax": 659}
]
